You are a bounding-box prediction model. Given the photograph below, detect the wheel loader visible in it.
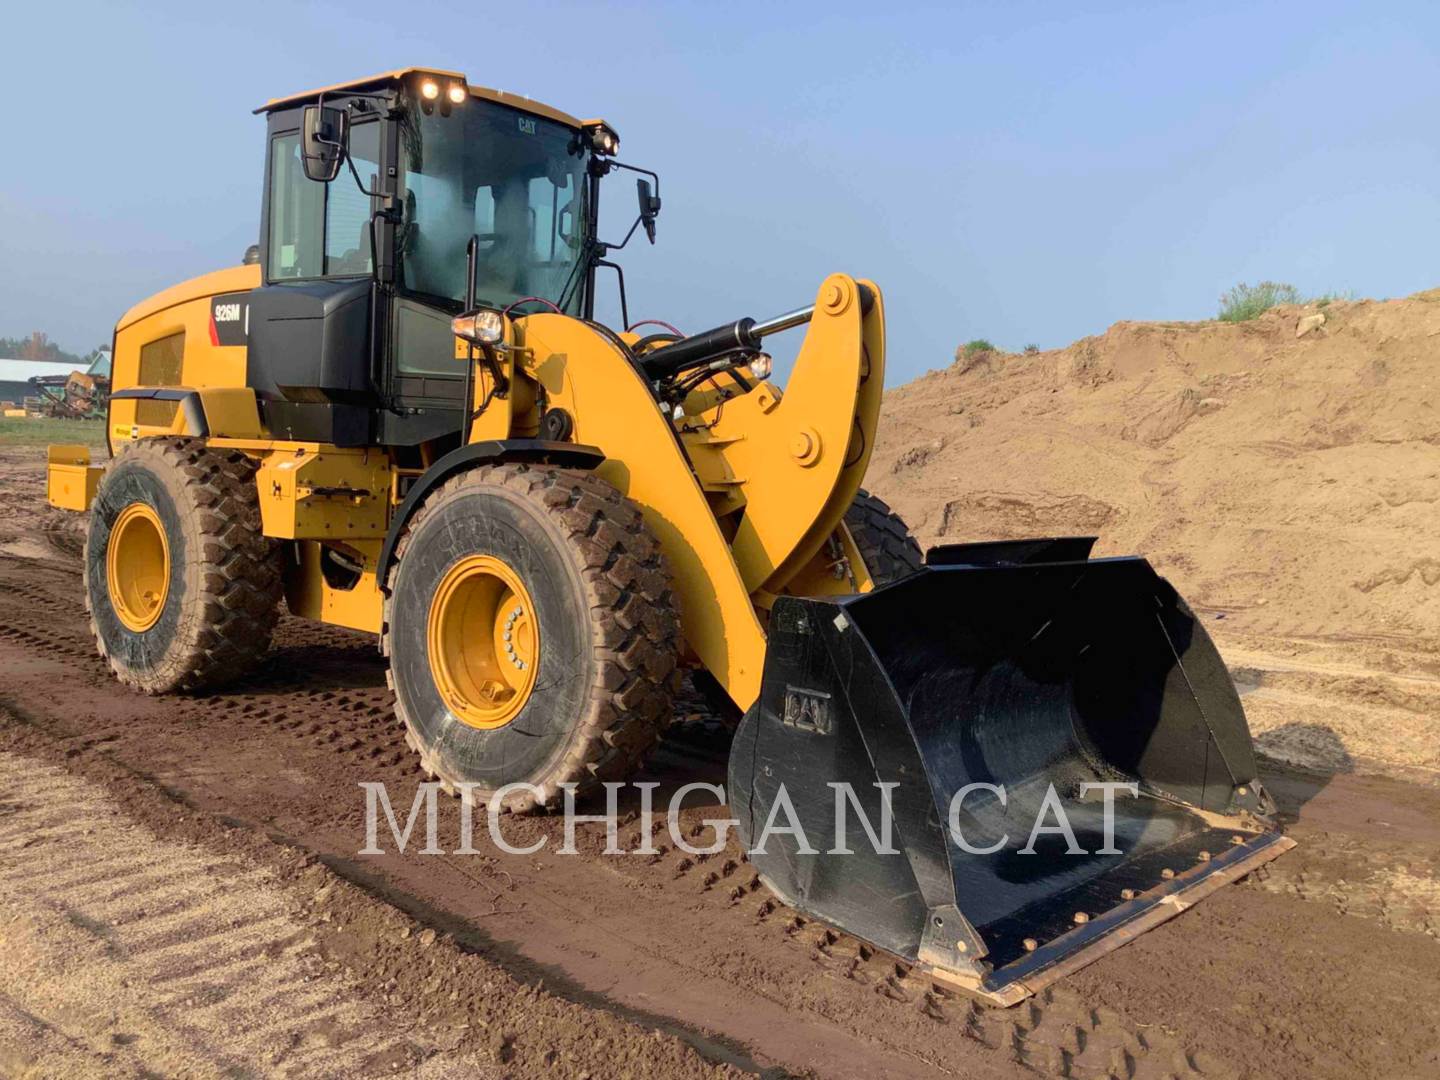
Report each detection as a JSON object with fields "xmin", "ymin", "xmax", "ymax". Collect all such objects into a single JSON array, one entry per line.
[{"xmin": 46, "ymin": 67, "xmax": 1291, "ymax": 1005}]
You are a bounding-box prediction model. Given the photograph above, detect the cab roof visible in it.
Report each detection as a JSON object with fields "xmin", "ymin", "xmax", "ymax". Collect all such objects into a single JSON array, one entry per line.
[{"xmin": 257, "ymin": 67, "xmax": 597, "ymax": 132}]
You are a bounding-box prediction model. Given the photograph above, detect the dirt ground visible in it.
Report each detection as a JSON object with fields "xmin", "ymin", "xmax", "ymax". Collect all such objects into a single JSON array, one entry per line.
[
  {"xmin": 2, "ymin": 436, "xmax": 1440, "ymax": 1078},
  {"xmin": 868, "ymin": 295, "xmax": 1440, "ymax": 783}
]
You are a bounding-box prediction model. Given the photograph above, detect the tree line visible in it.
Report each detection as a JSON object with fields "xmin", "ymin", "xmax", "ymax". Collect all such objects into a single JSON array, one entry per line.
[{"xmin": 1, "ymin": 332, "xmax": 98, "ymax": 366}]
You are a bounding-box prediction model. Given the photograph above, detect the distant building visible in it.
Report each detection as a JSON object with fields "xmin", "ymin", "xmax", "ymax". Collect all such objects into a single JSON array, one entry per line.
[{"xmin": 0, "ymin": 358, "xmax": 82, "ymax": 405}]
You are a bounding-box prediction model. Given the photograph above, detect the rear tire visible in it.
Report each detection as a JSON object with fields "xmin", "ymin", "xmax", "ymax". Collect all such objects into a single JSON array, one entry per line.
[
  {"xmin": 844, "ymin": 488, "xmax": 923, "ymax": 586},
  {"xmin": 383, "ymin": 464, "xmax": 681, "ymax": 812},
  {"xmin": 85, "ymin": 438, "xmax": 283, "ymax": 693}
]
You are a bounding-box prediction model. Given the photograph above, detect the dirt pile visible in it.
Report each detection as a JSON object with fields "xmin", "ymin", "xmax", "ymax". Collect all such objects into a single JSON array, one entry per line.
[{"xmin": 868, "ymin": 294, "xmax": 1440, "ymax": 779}]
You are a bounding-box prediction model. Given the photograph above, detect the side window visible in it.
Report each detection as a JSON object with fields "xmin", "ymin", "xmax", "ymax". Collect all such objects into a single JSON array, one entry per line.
[
  {"xmin": 325, "ymin": 121, "xmax": 381, "ymax": 275},
  {"xmin": 267, "ymin": 133, "xmax": 323, "ymax": 279}
]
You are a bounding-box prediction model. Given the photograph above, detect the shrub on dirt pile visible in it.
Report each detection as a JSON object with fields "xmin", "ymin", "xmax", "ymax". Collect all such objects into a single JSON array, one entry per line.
[
  {"xmin": 956, "ymin": 339, "xmax": 997, "ymax": 362},
  {"xmin": 1217, "ymin": 281, "xmax": 1302, "ymax": 322}
]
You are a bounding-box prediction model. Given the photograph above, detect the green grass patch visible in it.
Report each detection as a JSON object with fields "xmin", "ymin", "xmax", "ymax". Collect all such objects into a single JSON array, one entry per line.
[
  {"xmin": 961, "ymin": 339, "xmax": 997, "ymax": 356},
  {"xmin": 1217, "ymin": 282, "xmax": 1362, "ymax": 320},
  {"xmin": 0, "ymin": 417, "xmax": 107, "ymax": 448},
  {"xmin": 1217, "ymin": 281, "xmax": 1303, "ymax": 322}
]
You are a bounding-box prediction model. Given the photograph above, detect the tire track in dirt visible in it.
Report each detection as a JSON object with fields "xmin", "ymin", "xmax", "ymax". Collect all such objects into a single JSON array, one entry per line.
[
  {"xmin": 604, "ymin": 809, "xmax": 1247, "ymax": 1080},
  {"xmin": 1248, "ymin": 829, "xmax": 1440, "ymax": 938},
  {"xmin": 0, "ymin": 752, "xmax": 467, "ymax": 1077},
  {"xmin": 0, "ymin": 742, "xmax": 749, "ymax": 1079}
]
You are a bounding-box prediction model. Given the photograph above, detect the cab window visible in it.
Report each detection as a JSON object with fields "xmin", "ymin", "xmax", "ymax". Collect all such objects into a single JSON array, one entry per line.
[
  {"xmin": 398, "ymin": 100, "xmax": 588, "ymax": 312},
  {"xmin": 266, "ymin": 121, "xmax": 382, "ymax": 281},
  {"xmin": 266, "ymin": 133, "xmax": 323, "ymax": 279},
  {"xmin": 324, "ymin": 121, "xmax": 381, "ymax": 275}
]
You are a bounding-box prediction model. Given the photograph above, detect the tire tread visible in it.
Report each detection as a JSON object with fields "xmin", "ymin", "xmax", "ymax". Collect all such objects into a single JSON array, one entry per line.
[
  {"xmin": 85, "ymin": 438, "xmax": 282, "ymax": 693},
  {"xmin": 383, "ymin": 463, "xmax": 681, "ymax": 813}
]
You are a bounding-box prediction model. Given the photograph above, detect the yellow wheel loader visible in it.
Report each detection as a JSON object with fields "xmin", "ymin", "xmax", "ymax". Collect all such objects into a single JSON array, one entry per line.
[{"xmin": 46, "ymin": 67, "xmax": 1291, "ymax": 1005}]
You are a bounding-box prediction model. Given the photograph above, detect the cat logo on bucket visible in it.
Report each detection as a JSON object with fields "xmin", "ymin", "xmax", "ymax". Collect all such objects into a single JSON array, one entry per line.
[{"xmin": 782, "ymin": 687, "xmax": 832, "ymax": 735}]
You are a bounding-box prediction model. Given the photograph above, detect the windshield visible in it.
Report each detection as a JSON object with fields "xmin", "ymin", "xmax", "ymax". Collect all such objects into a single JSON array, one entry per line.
[{"xmin": 397, "ymin": 97, "xmax": 589, "ymax": 313}]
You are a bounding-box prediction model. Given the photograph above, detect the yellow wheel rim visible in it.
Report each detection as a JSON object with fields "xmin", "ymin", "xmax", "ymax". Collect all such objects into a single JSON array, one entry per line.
[
  {"xmin": 426, "ymin": 554, "xmax": 539, "ymax": 730},
  {"xmin": 106, "ymin": 502, "xmax": 170, "ymax": 632}
]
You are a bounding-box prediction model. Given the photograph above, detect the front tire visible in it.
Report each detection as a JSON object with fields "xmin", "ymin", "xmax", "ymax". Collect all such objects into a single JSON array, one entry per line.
[
  {"xmin": 383, "ymin": 464, "xmax": 681, "ymax": 812},
  {"xmin": 85, "ymin": 438, "xmax": 282, "ymax": 693}
]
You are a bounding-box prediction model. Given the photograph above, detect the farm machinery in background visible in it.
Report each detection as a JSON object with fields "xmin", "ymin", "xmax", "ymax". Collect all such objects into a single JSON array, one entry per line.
[{"xmin": 28, "ymin": 368, "xmax": 111, "ymax": 419}]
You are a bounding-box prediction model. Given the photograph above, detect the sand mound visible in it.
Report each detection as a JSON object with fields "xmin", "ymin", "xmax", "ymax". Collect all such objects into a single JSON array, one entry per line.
[{"xmin": 868, "ymin": 295, "xmax": 1440, "ymax": 779}]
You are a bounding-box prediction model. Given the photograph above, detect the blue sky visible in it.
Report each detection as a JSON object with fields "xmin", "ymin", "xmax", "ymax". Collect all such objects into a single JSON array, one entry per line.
[{"xmin": 4, "ymin": 0, "xmax": 1438, "ymax": 385}]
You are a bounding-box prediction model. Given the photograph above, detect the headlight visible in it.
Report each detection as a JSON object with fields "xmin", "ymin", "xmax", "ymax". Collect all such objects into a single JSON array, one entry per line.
[
  {"xmin": 420, "ymin": 80, "xmax": 440, "ymax": 101},
  {"xmin": 447, "ymin": 84, "xmax": 466, "ymax": 105},
  {"xmin": 586, "ymin": 123, "xmax": 620, "ymax": 156},
  {"xmin": 452, "ymin": 308, "xmax": 505, "ymax": 346},
  {"xmin": 749, "ymin": 353, "xmax": 773, "ymax": 380}
]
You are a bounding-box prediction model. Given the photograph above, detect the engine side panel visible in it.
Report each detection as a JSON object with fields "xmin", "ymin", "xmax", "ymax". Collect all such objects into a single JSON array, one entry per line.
[{"xmin": 109, "ymin": 266, "xmax": 260, "ymax": 447}]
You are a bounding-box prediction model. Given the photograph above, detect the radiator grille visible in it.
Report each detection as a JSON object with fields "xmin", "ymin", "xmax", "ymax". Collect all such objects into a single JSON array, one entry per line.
[{"xmin": 138, "ymin": 332, "xmax": 184, "ymax": 386}]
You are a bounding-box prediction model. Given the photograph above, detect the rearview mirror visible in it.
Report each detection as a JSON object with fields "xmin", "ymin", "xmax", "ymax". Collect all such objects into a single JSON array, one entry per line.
[
  {"xmin": 637, "ymin": 178, "xmax": 661, "ymax": 244},
  {"xmin": 301, "ymin": 104, "xmax": 348, "ymax": 183}
]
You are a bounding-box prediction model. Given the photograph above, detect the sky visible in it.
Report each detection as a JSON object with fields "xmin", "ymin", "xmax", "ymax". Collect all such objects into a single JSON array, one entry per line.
[{"xmin": 4, "ymin": 0, "xmax": 1439, "ymax": 386}]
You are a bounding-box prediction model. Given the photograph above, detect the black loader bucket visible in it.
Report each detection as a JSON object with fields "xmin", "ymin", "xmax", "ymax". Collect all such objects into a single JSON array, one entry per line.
[{"xmin": 728, "ymin": 538, "xmax": 1293, "ymax": 1006}]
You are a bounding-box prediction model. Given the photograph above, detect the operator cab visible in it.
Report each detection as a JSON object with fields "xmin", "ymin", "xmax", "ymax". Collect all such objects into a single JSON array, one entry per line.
[{"xmin": 247, "ymin": 69, "xmax": 612, "ymax": 447}]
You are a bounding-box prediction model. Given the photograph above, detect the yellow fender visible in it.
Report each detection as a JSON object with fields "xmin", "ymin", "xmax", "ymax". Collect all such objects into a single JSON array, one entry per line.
[{"xmin": 518, "ymin": 315, "xmax": 768, "ymax": 709}]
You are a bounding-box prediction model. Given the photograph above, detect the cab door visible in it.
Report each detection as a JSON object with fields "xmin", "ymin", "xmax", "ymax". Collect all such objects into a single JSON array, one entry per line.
[{"xmin": 247, "ymin": 114, "xmax": 385, "ymax": 445}]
